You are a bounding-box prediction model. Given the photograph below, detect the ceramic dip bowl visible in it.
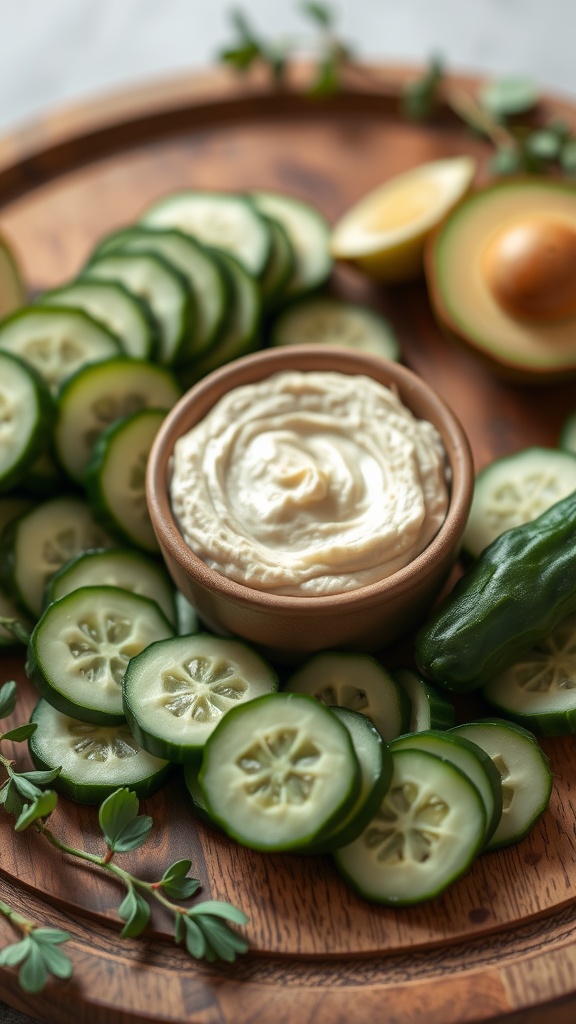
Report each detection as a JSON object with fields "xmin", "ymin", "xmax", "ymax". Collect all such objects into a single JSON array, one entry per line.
[{"xmin": 146, "ymin": 345, "xmax": 473, "ymax": 661}]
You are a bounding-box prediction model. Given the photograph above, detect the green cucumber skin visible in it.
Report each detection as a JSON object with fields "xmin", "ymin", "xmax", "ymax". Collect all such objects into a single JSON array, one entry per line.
[
  {"xmin": 415, "ymin": 490, "xmax": 576, "ymax": 692},
  {"xmin": 25, "ymin": 639, "xmax": 127, "ymax": 727},
  {"xmin": 28, "ymin": 735, "xmax": 173, "ymax": 804},
  {"xmin": 0, "ymin": 353, "xmax": 57, "ymax": 494}
]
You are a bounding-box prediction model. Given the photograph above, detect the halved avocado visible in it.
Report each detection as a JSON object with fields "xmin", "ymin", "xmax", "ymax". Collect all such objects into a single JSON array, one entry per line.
[{"xmin": 425, "ymin": 178, "xmax": 576, "ymax": 382}]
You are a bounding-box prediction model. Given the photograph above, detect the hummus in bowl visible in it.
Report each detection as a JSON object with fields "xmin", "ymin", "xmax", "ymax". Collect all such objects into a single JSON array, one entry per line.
[
  {"xmin": 170, "ymin": 370, "xmax": 449, "ymax": 597},
  {"xmin": 147, "ymin": 346, "xmax": 473, "ymax": 660}
]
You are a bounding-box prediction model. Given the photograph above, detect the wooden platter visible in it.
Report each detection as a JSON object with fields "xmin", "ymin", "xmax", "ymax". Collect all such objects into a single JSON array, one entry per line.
[{"xmin": 2, "ymin": 64, "xmax": 576, "ymax": 1024}]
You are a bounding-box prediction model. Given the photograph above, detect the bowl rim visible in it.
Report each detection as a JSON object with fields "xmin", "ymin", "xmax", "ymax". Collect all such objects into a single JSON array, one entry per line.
[{"xmin": 147, "ymin": 345, "xmax": 473, "ymax": 615}]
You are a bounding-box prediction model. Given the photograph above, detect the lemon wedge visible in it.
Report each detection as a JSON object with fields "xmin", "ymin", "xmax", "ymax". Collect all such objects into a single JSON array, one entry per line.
[
  {"xmin": 330, "ymin": 156, "xmax": 476, "ymax": 283},
  {"xmin": 0, "ymin": 231, "xmax": 25, "ymax": 318}
]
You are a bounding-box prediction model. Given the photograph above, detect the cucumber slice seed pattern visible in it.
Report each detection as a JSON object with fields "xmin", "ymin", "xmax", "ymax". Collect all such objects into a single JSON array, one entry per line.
[
  {"xmin": 365, "ymin": 778, "xmax": 450, "ymax": 865},
  {"xmin": 235, "ymin": 728, "xmax": 322, "ymax": 808},
  {"xmin": 160, "ymin": 654, "xmax": 249, "ymax": 723}
]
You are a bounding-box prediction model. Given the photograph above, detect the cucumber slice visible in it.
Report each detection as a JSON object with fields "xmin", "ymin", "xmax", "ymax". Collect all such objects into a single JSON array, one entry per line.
[
  {"xmin": 451, "ymin": 719, "xmax": 553, "ymax": 850},
  {"xmin": 44, "ymin": 548, "xmax": 177, "ymax": 627},
  {"xmin": 199, "ymin": 692, "xmax": 361, "ymax": 852},
  {"xmin": 463, "ymin": 446, "xmax": 576, "ymax": 557},
  {"xmin": 333, "ymin": 748, "xmax": 486, "ymax": 905},
  {"xmin": 271, "ymin": 297, "xmax": 401, "ymax": 361},
  {"xmin": 0, "ymin": 496, "xmax": 115, "ymax": 617},
  {"xmin": 54, "ymin": 357, "xmax": 181, "ymax": 482},
  {"xmin": 482, "ymin": 612, "xmax": 576, "ymax": 735},
  {"xmin": 84, "ymin": 251, "xmax": 193, "ymax": 366},
  {"xmin": 389, "ymin": 729, "xmax": 503, "ymax": 843},
  {"xmin": 307, "ymin": 706, "xmax": 393, "ymax": 853},
  {"xmin": 284, "ymin": 652, "xmax": 410, "ymax": 742},
  {"xmin": 26, "ymin": 585, "xmax": 175, "ymax": 724},
  {"xmin": 560, "ymin": 408, "xmax": 576, "ymax": 453},
  {"xmin": 180, "ymin": 250, "xmax": 261, "ymax": 384},
  {"xmin": 0, "ymin": 307, "xmax": 120, "ymax": 394},
  {"xmin": 0, "ymin": 231, "xmax": 25, "ymax": 317},
  {"xmin": 392, "ymin": 667, "xmax": 456, "ymax": 732},
  {"xmin": 259, "ymin": 215, "xmax": 296, "ymax": 309},
  {"xmin": 251, "ymin": 190, "xmax": 332, "ymax": 300},
  {"xmin": 29, "ymin": 698, "xmax": 171, "ymax": 804},
  {"xmin": 123, "ymin": 634, "xmax": 278, "ymax": 763},
  {"xmin": 90, "ymin": 227, "xmax": 228, "ymax": 359},
  {"xmin": 0, "ymin": 351, "xmax": 55, "ymax": 493},
  {"xmin": 84, "ymin": 407, "xmax": 166, "ymax": 552},
  {"xmin": 141, "ymin": 191, "xmax": 272, "ymax": 277},
  {"xmin": 40, "ymin": 279, "xmax": 158, "ymax": 360}
]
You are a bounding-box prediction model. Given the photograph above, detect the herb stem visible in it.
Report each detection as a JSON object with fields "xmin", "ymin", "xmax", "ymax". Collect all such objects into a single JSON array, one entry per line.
[
  {"xmin": 0, "ymin": 899, "xmax": 34, "ymax": 935},
  {"xmin": 35, "ymin": 823, "xmax": 188, "ymax": 916}
]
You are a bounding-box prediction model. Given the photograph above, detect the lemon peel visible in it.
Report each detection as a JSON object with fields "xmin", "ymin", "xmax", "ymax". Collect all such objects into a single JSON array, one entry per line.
[{"xmin": 330, "ymin": 156, "xmax": 476, "ymax": 283}]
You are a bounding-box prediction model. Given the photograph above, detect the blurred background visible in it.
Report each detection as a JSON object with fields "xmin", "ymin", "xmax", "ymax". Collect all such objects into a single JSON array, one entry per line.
[{"xmin": 1, "ymin": 0, "xmax": 576, "ymax": 134}]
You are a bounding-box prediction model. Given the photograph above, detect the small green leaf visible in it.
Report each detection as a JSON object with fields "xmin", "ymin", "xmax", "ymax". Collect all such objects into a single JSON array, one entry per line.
[
  {"xmin": 301, "ymin": 1, "xmax": 334, "ymax": 27},
  {"xmin": 1, "ymin": 723, "xmax": 37, "ymax": 743},
  {"xmin": 183, "ymin": 916, "xmax": 206, "ymax": 959},
  {"xmin": 14, "ymin": 790, "xmax": 58, "ymax": 831},
  {"xmin": 118, "ymin": 888, "xmax": 151, "ymax": 939},
  {"xmin": 160, "ymin": 859, "xmax": 201, "ymax": 900},
  {"xmin": 0, "ymin": 680, "xmax": 17, "ymax": 719},
  {"xmin": 1, "ymin": 779, "xmax": 24, "ymax": 817},
  {"xmin": 12, "ymin": 774, "xmax": 45, "ymax": 801},
  {"xmin": 18, "ymin": 941, "xmax": 48, "ymax": 994},
  {"xmin": 195, "ymin": 916, "xmax": 248, "ymax": 962},
  {"xmin": 17, "ymin": 767, "xmax": 62, "ymax": 786},
  {"xmin": 35, "ymin": 941, "xmax": 73, "ymax": 980},
  {"xmin": 0, "ymin": 937, "xmax": 32, "ymax": 967},
  {"xmin": 99, "ymin": 788, "xmax": 153, "ymax": 852},
  {"xmin": 525, "ymin": 129, "xmax": 561, "ymax": 161},
  {"xmin": 480, "ymin": 76, "xmax": 539, "ymax": 119},
  {"xmin": 190, "ymin": 900, "xmax": 249, "ymax": 926}
]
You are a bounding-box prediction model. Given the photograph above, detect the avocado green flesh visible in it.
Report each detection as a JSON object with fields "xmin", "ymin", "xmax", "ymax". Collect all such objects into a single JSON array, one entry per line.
[{"xmin": 428, "ymin": 179, "xmax": 576, "ymax": 375}]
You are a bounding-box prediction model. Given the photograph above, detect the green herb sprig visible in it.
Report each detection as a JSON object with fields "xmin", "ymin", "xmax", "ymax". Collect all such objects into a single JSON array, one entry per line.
[
  {"xmin": 0, "ymin": 681, "xmax": 249, "ymax": 995},
  {"xmin": 219, "ymin": 4, "xmax": 576, "ymax": 177},
  {"xmin": 36, "ymin": 787, "xmax": 249, "ymax": 961},
  {"xmin": 401, "ymin": 60, "xmax": 576, "ymax": 178},
  {"xmin": 219, "ymin": 1, "xmax": 353, "ymax": 96}
]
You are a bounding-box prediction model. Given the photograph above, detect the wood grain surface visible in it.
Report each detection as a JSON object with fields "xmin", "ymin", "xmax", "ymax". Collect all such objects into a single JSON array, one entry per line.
[{"xmin": 1, "ymin": 63, "xmax": 576, "ymax": 1024}]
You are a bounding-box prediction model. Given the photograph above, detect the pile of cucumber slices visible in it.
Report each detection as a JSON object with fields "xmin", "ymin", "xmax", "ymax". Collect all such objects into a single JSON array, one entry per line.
[{"xmin": 0, "ymin": 186, "xmax": 573, "ymax": 908}]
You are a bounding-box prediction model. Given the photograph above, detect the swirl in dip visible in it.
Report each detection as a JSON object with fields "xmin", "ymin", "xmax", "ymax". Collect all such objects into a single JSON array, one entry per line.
[{"xmin": 170, "ymin": 370, "xmax": 449, "ymax": 596}]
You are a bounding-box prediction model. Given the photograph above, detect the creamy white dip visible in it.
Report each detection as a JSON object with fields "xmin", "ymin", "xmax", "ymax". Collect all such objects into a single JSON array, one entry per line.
[{"xmin": 170, "ymin": 370, "xmax": 449, "ymax": 596}]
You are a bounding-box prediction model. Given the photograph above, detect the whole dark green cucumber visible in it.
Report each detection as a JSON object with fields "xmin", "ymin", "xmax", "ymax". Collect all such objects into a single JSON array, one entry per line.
[{"xmin": 415, "ymin": 489, "xmax": 576, "ymax": 692}]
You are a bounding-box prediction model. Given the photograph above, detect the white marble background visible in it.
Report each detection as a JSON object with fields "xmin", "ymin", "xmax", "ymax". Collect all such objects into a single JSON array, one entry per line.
[
  {"xmin": 1, "ymin": 0, "xmax": 576, "ymax": 135},
  {"xmin": 0, "ymin": 2, "xmax": 575, "ymax": 1023}
]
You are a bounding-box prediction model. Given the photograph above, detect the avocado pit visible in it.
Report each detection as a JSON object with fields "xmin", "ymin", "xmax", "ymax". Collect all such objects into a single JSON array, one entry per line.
[{"xmin": 483, "ymin": 215, "xmax": 576, "ymax": 321}]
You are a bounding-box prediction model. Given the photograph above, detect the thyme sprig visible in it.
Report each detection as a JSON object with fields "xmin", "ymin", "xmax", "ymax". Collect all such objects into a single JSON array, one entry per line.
[{"xmin": 0, "ymin": 681, "xmax": 249, "ymax": 994}]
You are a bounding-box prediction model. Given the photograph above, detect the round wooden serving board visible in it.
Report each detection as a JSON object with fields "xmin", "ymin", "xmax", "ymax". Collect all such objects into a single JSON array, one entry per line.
[{"xmin": 1, "ymin": 64, "xmax": 576, "ymax": 1024}]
